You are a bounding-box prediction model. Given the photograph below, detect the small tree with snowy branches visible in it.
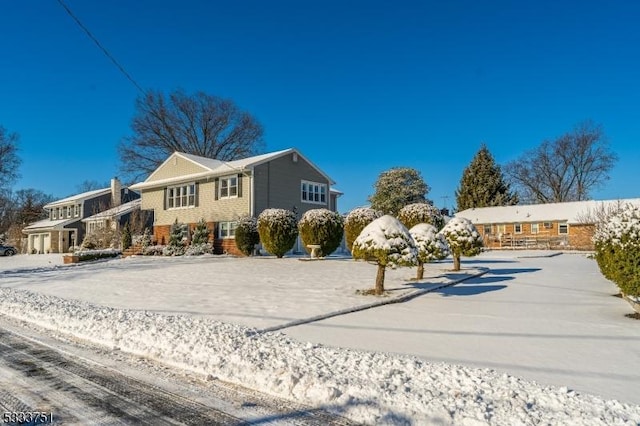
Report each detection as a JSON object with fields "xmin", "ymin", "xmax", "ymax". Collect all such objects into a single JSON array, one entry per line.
[
  {"xmin": 235, "ymin": 215, "xmax": 260, "ymax": 256},
  {"xmin": 164, "ymin": 219, "xmax": 188, "ymax": 256},
  {"xmin": 409, "ymin": 223, "xmax": 450, "ymax": 280},
  {"xmin": 191, "ymin": 218, "xmax": 210, "ymax": 245},
  {"xmin": 438, "ymin": 217, "xmax": 483, "ymax": 271},
  {"xmin": 398, "ymin": 202, "xmax": 445, "ymax": 230},
  {"xmin": 298, "ymin": 209, "xmax": 344, "ymax": 257},
  {"xmin": 257, "ymin": 209, "xmax": 298, "ymax": 258},
  {"xmin": 344, "ymin": 207, "xmax": 381, "ymax": 252},
  {"xmin": 352, "ymin": 215, "xmax": 417, "ymax": 295}
]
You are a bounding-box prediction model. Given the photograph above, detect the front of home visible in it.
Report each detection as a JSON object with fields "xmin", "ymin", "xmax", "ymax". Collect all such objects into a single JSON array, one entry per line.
[
  {"xmin": 455, "ymin": 198, "xmax": 640, "ymax": 250},
  {"xmin": 22, "ymin": 179, "xmax": 139, "ymax": 254},
  {"xmin": 129, "ymin": 148, "xmax": 341, "ymax": 255}
]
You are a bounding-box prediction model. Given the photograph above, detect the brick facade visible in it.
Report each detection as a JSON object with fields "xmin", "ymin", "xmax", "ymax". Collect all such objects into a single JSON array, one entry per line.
[{"xmin": 153, "ymin": 221, "xmax": 242, "ymax": 256}]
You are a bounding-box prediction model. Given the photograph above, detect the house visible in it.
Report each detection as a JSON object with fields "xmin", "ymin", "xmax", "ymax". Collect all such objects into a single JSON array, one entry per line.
[
  {"xmin": 129, "ymin": 148, "xmax": 341, "ymax": 255},
  {"xmin": 22, "ymin": 179, "xmax": 139, "ymax": 254},
  {"xmin": 82, "ymin": 198, "xmax": 151, "ymax": 235},
  {"xmin": 455, "ymin": 198, "xmax": 640, "ymax": 250}
]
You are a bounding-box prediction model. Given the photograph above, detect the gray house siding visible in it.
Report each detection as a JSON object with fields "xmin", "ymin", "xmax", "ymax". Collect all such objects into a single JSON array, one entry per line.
[{"xmin": 253, "ymin": 153, "xmax": 333, "ymax": 218}]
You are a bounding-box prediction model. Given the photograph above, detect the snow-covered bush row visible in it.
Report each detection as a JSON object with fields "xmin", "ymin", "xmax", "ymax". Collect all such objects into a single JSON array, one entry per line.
[
  {"xmin": 593, "ymin": 203, "xmax": 640, "ymax": 302},
  {"xmin": 344, "ymin": 207, "xmax": 381, "ymax": 251},
  {"xmin": 184, "ymin": 243, "xmax": 213, "ymax": 256},
  {"xmin": 1, "ymin": 288, "xmax": 638, "ymax": 425},
  {"xmin": 298, "ymin": 209, "xmax": 344, "ymax": 257},
  {"xmin": 73, "ymin": 248, "xmax": 121, "ymax": 261},
  {"xmin": 257, "ymin": 209, "xmax": 298, "ymax": 258},
  {"xmin": 398, "ymin": 202, "xmax": 445, "ymax": 230}
]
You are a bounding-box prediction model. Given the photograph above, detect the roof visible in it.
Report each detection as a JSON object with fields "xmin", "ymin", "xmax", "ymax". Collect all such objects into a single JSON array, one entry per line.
[
  {"xmin": 455, "ymin": 198, "xmax": 640, "ymax": 225},
  {"xmin": 130, "ymin": 148, "xmax": 335, "ymax": 190},
  {"xmin": 82, "ymin": 199, "xmax": 142, "ymax": 222},
  {"xmin": 23, "ymin": 217, "xmax": 78, "ymax": 232},
  {"xmin": 45, "ymin": 187, "xmax": 111, "ymax": 209}
]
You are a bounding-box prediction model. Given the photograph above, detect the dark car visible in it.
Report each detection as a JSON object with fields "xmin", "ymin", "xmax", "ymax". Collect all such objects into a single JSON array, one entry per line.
[{"xmin": 0, "ymin": 244, "xmax": 17, "ymax": 256}]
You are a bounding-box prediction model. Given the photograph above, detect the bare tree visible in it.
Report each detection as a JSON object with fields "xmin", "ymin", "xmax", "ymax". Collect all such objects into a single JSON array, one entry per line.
[
  {"xmin": 118, "ymin": 89, "xmax": 264, "ymax": 181},
  {"xmin": 0, "ymin": 126, "xmax": 21, "ymax": 190},
  {"xmin": 76, "ymin": 180, "xmax": 108, "ymax": 193},
  {"xmin": 505, "ymin": 121, "xmax": 617, "ymax": 203}
]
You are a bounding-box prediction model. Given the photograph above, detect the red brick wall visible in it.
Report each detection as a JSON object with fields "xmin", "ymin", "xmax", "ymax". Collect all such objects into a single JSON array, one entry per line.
[{"xmin": 153, "ymin": 221, "xmax": 242, "ymax": 255}]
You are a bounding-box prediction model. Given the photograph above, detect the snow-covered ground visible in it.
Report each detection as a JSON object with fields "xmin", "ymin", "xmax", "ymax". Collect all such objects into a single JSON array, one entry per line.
[{"xmin": 0, "ymin": 251, "xmax": 639, "ymax": 425}]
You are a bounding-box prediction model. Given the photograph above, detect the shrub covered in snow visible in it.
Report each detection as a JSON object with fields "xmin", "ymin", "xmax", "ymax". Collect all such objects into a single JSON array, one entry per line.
[
  {"xmin": 352, "ymin": 215, "xmax": 417, "ymax": 295},
  {"xmin": 438, "ymin": 217, "xmax": 483, "ymax": 271},
  {"xmin": 409, "ymin": 223, "xmax": 450, "ymax": 280},
  {"xmin": 298, "ymin": 209, "xmax": 344, "ymax": 257},
  {"xmin": 344, "ymin": 207, "xmax": 381, "ymax": 252},
  {"xmin": 257, "ymin": 209, "xmax": 298, "ymax": 258},
  {"xmin": 191, "ymin": 218, "xmax": 210, "ymax": 245},
  {"xmin": 121, "ymin": 223, "xmax": 132, "ymax": 250},
  {"xmin": 184, "ymin": 243, "xmax": 213, "ymax": 256},
  {"xmin": 398, "ymin": 202, "xmax": 445, "ymax": 230},
  {"xmin": 143, "ymin": 245, "xmax": 165, "ymax": 256},
  {"xmin": 235, "ymin": 216, "xmax": 260, "ymax": 256},
  {"xmin": 593, "ymin": 203, "xmax": 640, "ymax": 303},
  {"xmin": 81, "ymin": 226, "xmax": 120, "ymax": 250},
  {"xmin": 74, "ymin": 248, "xmax": 121, "ymax": 261}
]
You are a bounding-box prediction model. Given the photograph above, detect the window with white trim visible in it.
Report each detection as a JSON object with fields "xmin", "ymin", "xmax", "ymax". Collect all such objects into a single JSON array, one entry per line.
[
  {"xmin": 167, "ymin": 183, "xmax": 197, "ymax": 208},
  {"xmin": 301, "ymin": 180, "xmax": 327, "ymax": 204},
  {"xmin": 531, "ymin": 223, "xmax": 539, "ymax": 234},
  {"xmin": 558, "ymin": 222, "xmax": 568, "ymax": 234},
  {"xmin": 219, "ymin": 221, "xmax": 237, "ymax": 238},
  {"xmin": 75, "ymin": 204, "xmax": 81, "ymax": 218},
  {"xmin": 497, "ymin": 224, "xmax": 506, "ymax": 235},
  {"xmin": 483, "ymin": 225, "xmax": 492, "ymax": 235},
  {"xmin": 219, "ymin": 176, "xmax": 238, "ymax": 199},
  {"xmin": 514, "ymin": 223, "xmax": 522, "ymax": 234}
]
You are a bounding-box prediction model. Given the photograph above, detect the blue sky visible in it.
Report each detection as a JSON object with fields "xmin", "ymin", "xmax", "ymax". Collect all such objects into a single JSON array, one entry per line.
[{"xmin": 2, "ymin": 0, "xmax": 639, "ymax": 213}]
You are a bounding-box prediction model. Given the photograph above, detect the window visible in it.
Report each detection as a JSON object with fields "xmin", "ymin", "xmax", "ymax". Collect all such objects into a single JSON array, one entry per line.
[
  {"xmin": 219, "ymin": 176, "xmax": 238, "ymax": 198},
  {"xmin": 219, "ymin": 221, "xmax": 237, "ymax": 238},
  {"xmin": 497, "ymin": 224, "xmax": 506, "ymax": 235},
  {"xmin": 75, "ymin": 204, "xmax": 81, "ymax": 218},
  {"xmin": 483, "ymin": 225, "xmax": 492, "ymax": 235},
  {"xmin": 558, "ymin": 222, "xmax": 568, "ymax": 234},
  {"xmin": 301, "ymin": 180, "xmax": 327, "ymax": 204},
  {"xmin": 531, "ymin": 223, "xmax": 539, "ymax": 234},
  {"xmin": 167, "ymin": 183, "xmax": 197, "ymax": 208},
  {"xmin": 66, "ymin": 206, "xmax": 72, "ymax": 218},
  {"xmin": 56, "ymin": 208, "xmax": 60, "ymax": 219},
  {"xmin": 514, "ymin": 223, "xmax": 522, "ymax": 234},
  {"xmin": 543, "ymin": 222, "xmax": 553, "ymax": 229}
]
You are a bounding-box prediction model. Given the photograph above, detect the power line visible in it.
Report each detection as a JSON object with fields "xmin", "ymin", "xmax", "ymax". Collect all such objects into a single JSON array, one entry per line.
[{"xmin": 55, "ymin": 0, "xmax": 146, "ymax": 95}]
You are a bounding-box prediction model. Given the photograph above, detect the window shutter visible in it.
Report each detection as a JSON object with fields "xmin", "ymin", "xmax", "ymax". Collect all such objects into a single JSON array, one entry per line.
[
  {"xmin": 163, "ymin": 188, "xmax": 167, "ymax": 210},
  {"xmin": 237, "ymin": 174, "xmax": 243, "ymax": 197},
  {"xmin": 194, "ymin": 182, "xmax": 199, "ymax": 207},
  {"xmin": 214, "ymin": 178, "xmax": 219, "ymax": 200}
]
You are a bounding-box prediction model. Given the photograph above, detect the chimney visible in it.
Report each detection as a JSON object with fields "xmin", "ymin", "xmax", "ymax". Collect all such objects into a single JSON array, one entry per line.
[{"xmin": 111, "ymin": 177, "xmax": 122, "ymax": 207}]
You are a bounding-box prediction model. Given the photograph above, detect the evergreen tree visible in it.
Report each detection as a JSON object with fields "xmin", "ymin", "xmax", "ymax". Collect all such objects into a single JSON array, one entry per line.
[
  {"xmin": 121, "ymin": 222, "xmax": 132, "ymax": 250},
  {"xmin": 455, "ymin": 144, "xmax": 517, "ymax": 211},
  {"xmin": 191, "ymin": 218, "xmax": 210, "ymax": 245},
  {"xmin": 257, "ymin": 209, "xmax": 298, "ymax": 258},
  {"xmin": 165, "ymin": 219, "xmax": 188, "ymax": 255},
  {"xmin": 298, "ymin": 209, "xmax": 344, "ymax": 257},
  {"xmin": 368, "ymin": 167, "xmax": 430, "ymax": 216},
  {"xmin": 235, "ymin": 215, "xmax": 260, "ymax": 256},
  {"xmin": 344, "ymin": 207, "xmax": 380, "ymax": 252},
  {"xmin": 398, "ymin": 202, "xmax": 445, "ymax": 230}
]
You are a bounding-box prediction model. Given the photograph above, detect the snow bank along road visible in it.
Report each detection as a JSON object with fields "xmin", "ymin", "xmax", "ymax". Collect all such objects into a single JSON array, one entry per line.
[{"xmin": 0, "ymin": 317, "xmax": 354, "ymax": 425}]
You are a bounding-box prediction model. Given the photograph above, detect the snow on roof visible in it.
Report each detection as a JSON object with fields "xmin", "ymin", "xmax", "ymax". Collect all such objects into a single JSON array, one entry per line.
[
  {"xmin": 132, "ymin": 148, "xmax": 336, "ymax": 190},
  {"xmin": 22, "ymin": 217, "xmax": 78, "ymax": 232},
  {"xmin": 455, "ymin": 198, "xmax": 640, "ymax": 225},
  {"xmin": 82, "ymin": 199, "xmax": 142, "ymax": 222},
  {"xmin": 45, "ymin": 187, "xmax": 111, "ymax": 208}
]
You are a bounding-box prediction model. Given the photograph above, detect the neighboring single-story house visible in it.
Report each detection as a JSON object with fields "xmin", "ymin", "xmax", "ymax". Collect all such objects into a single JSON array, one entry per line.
[
  {"xmin": 22, "ymin": 179, "xmax": 139, "ymax": 254},
  {"xmin": 455, "ymin": 198, "xmax": 640, "ymax": 250},
  {"xmin": 129, "ymin": 148, "xmax": 341, "ymax": 255}
]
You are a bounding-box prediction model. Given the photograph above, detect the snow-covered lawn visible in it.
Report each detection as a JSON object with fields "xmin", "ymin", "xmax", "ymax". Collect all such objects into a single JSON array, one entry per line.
[{"xmin": 1, "ymin": 251, "xmax": 639, "ymax": 425}]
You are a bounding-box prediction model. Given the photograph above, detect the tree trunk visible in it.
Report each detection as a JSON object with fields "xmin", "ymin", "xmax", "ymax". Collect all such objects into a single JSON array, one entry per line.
[
  {"xmin": 416, "ymin": 261, "xmax": 424, "ymax": 280},
  {"xmin": 375, "ymin": 264, "xmax": 386, "ymax": 295},
  {"xmin": 453, "ymin": 255, "xmax": 461, "ymax": 271}
]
